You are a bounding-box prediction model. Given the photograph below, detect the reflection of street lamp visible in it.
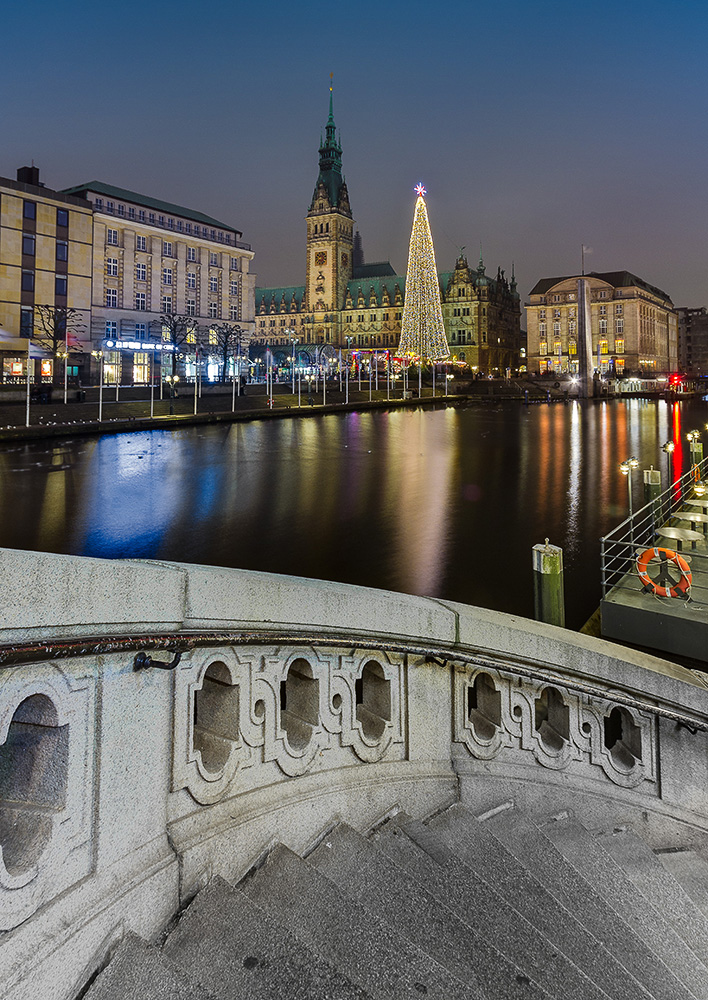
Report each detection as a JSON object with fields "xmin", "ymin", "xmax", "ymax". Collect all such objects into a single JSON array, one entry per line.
[
  {"xmin": 91, "ymin": 350, "xmax": 104, "ymax": 422},
  {"xmin": 56, "ymin": 350, "xmax": 69, "ymax": 405},
  {"xmin": 620, "ymin": 456, "xmax": 639, "ymax": 543}
]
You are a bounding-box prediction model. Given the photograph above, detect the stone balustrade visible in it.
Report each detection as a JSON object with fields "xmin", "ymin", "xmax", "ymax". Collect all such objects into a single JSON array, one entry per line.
[{"xmin": 1, "ymin": 546, "xmax": 708, "ymax": 999}]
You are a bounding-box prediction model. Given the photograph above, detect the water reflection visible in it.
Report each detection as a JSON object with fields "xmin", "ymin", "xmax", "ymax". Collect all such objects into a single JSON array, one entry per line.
[{"xmin": 0, "ymin": 398, "xmax": 706, "ymax": 628}]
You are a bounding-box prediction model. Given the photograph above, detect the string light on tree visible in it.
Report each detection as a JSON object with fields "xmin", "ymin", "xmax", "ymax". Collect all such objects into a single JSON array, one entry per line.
[{"xmin": 398, "ymin": 184, "xmax": 450, "ymax": 363}]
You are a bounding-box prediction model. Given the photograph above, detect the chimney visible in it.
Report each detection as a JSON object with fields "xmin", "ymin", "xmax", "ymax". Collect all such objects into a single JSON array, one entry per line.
[{"xmin": 17, "ymin": 165, "xmax": 40, "ymax": 187}]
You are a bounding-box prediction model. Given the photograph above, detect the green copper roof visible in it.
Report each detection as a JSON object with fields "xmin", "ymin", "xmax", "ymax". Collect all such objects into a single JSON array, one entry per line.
[
  {"xmin": 60, "ymin": 181, "xmax": 241, "ymax": 234},
  {"xmin": 256, "ymin": 286, "xmax": 305, "ymax": 311}
]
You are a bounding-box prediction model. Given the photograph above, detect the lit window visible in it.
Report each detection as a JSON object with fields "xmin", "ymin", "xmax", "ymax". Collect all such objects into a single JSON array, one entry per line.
[
  {"xmin": 106, "ymin": 288, "xmax": 117, "ymax": 307},
  {"xmin": 553, "ymin": 340, "xmax": 562, "ymax": 354},
  {"xmin": 135, "ymin": 293, "xmax": 146, "ymax": 310},
  {"xmin": 208, "ymin": 329, "xmax": 218, "ymax": 346},
  {"xmin": 162, "ymin": 268, "xmax": 173, "ymax": 286},
  {"xmin": 106, "ymin": 229, "xmax": 119, "ymax": 245},
  {"xmin": 187, "ymin": 331, "xmax": 196, "ymax": 344},
  {"xmin": 187, "ymin": 272, "xmax": 196, "ymax": 289},
  {"xmin": 136, "ymin": 263, "xmax": 147, "ymax": 281},
  {"xmin": 600, "ymin": 339, "xmax": 609, "ymax": 354},
  {"xmin": 136, "ymin": 235, "xmax": 147, "ymax": 252},
  {"xmin": 106, "ymin": 258, "xmax": 118, "ymax": 276},
  {"xmin": 615, "ymin": 338, "xmax": 625, "ymax": 354},
  {"xmin": 539, "ymin": 341, "xmax": 547, "ymax": 355},
  {"xmin": 569, "ymin": 341, "xmax": 577, "ymax": 355}
]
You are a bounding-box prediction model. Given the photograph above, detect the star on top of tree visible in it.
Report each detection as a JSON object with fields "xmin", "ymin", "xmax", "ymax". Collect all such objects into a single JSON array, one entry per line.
[{"xmin": 414, "ymin": 183, "xmax": 427, "ymax": 198}]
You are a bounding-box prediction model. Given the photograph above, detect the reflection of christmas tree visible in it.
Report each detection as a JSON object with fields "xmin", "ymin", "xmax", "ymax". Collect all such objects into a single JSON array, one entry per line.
[{"xmin": 398, "ymin": 185, "xmax": 450, "ymax": 362}]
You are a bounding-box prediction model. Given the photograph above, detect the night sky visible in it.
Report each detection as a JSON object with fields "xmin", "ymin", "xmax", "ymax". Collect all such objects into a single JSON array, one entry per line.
[{"xmin": 3, "ymin": 0, "xmax": 706, "ymax": 309}]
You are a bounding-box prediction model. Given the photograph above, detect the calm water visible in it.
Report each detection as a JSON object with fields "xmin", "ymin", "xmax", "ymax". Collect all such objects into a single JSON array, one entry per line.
[{"xmin": 1, "ymin": 398, "xmax": 706, "ymax": 629}]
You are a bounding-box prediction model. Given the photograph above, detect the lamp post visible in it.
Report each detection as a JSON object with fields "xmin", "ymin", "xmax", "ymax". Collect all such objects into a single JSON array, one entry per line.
[
  {"xmin": 446, "ymin": 373, "xmax": 453, "ymax": 397},
  {"xmin": 662, "ymin": 440, "xmax": 675, "ymax": 488},
  {"xmin": 57, "ymin": 351, "xmax": 69, "ymax": 405},
  {"xmin": 687, "ymin": 430, "xmax": 700, "ymax": 479},
  {"xmin": 91, "ymin": 350, "xmax": 104, "ymax": 422},
  {"xmin": 620, "ymin": 455, "xmax": 640, "ymax": 544},
  {"xmin": 165, "ymin": 374, "xmax": 179, "ymax": 415},
  {"xmin": 150, "ymin": 355, "xmax": 155, "ymax": 419},
  {"xmin": 290, "ymin": 336, "xmax": 299, "ymax": 395}
]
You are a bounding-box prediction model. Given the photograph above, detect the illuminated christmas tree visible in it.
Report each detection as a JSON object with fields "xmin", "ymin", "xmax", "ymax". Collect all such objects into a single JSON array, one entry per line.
[{"xmin": 398, "ymin": 184, "xmax": 450, "ymax": 362}]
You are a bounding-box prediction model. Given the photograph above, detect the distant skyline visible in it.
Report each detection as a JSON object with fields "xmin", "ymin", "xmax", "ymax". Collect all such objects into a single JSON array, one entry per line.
[{"xmin": 3, "ymin": 0, "xmax": 707, "ymax": 309}]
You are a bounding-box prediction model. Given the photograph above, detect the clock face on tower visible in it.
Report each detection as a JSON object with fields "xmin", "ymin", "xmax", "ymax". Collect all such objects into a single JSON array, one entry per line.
[{"xmin": 314, "ymin": 251, "xmax": 327, "ymax": 266}]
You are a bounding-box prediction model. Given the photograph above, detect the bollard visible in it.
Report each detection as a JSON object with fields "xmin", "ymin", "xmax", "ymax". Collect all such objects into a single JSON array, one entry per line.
[
  {"xmin": 532, "ymin": 538, "xmax": 565, "ymax": 627},
  {"xmin": 643, "ymin": 466, "xmax": 661, "ymax": 506}
]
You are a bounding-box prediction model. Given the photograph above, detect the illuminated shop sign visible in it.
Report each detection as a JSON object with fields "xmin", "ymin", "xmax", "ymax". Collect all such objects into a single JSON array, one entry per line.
[{"xmin": 104, "ymin": 340, "xmax": 175, "ymax": 352}]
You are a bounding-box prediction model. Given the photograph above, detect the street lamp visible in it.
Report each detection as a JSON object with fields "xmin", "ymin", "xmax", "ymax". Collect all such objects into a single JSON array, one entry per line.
[
  {"xmin": 687, "ymin": 430, "xmax": 701, "ymax": 480},
  {"xmin": 446, "ymin": 373, "xmax": 453, "ymax": 397},
  {"xmin": 91, "ymin": 350, "xmax": 104, "ymax": 422},
  {"xmin": 165, "ymin": 374, "xmax": 179, "ymax": 415},
  {"xmin": 620, "ymin": 455, "xmax": 640, "ymax": 543},
  {"xmin": 290, "ymin": 335, "xmax": 299, "ymax": 395},
  {"xmin": 56, "ymin": 350, "xmax": 69, "ymax": 405},
  {"xmin": 662, "ymin": 440, "xmax": 675, "ymax": 487}
]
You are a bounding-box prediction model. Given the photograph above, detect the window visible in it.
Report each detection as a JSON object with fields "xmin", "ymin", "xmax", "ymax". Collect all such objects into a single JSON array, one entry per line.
[
  {"xmin": 177, "ymin": 220, "xmax": 183, "ymax": 232},
  {"xmin": 186, "ymin": 223, "xmax": 192, "ymax": 235},
  {"xmin": 187, "ymin": 246, "xmax": 196, "ymax": 262},
  {"xmin": 187, "ymin": 330, "xmax": 196, "ymax": 344},
  {"xmin": 599, "ymin": 319, "xmax": 607, "ymax": 335},
  {"xmin": 208, "ymin": 329, "xmax": 218, "ymax": 346},
  {"xmin": 106, "ymin": 258, "xmax": 119, "ymax": 276},
  {"xmin": 22, "ymin": 234, "xmax": 35, "ymax": 256},
  {"xmin": 209, "ymin": 302, "xmax": 218, "ymax": 318},
  {"xmin": 106, "ymin": 288, "xmax": 117, "ymax": 307},
  {"xmin": 599, "ymin": 290, "xmax": 608, "ymax": 298},
  {"xmin": 20, "ymin": 307, "xmax": 33, "ymax": 337},
  {"xmin": 162, "ymin": 268, "xmax": 173, "ymax": 286},
  {"xmin": 106, "ymin": 201, "xmax": 115, "ymax": 214},
  {"xmin": 106, "ymin": 228, "xmax": 119, "ymax": 245},
  {"xmin": 230, "ymin": 279, "xmax": 238, "ymax": 296},
  {"xmin": 187, "ymin": 272, "xmax": 196, "ymax": 289},
  {"xmin": 193, "ymin": 226, "xmax": 201, "ymax": 237},
  {"xmin": 128, "ymin": 207, "xmax": 135, "ymax": 220},
  {"xmin": 135, "ymin": 292, "xmax": 146, "ymax": 310},
  {"xmin": 553, "ymin": 340, "xmax": 562, "ymax": 355},
  {"xmin": 553, "ymin": 322, "xmax": 560, "ymax": 336},
  {"xmin": 209, "ymin": 276, "xmax": 218, "ymax": 293},
  {"xmin": 138, "ymin": 210, "xmax": 146, "ymax": 223},
  {"xmin": 56, "ymin": 208, "xmax": 68, "ymax": 228},
  {"xmin": 230, "ymin": 304, "xmax": 239, "ymax": 321},
  {"xmin": 162, "ymin": 241, "xmax": 173, "ymax": 257},
  {"xmin": 56, "ymin": 240, "xmax": 68, "ymax": 261},
  {"xmin": 23, "ymin": 200, "xmax": 36, "ymax": 220},
  {"xmin": 599, "ymin": 304, "xmax": 606, "ymax": 315},
  {"xmin": 600, "ymin": 339, "xmax": 609, "ymax": 354},
  {"xmin": 539, "ymin": 341, "xmax": 547, "ymax": 355},
  {"xmin": 135, "ymin": 323, "xmax": 147, "ymax": 338},
  {"xmin": 117, "ymin": 204, "xmax": 125, "ymax": 217},
  {"xmin": 553, "ymin": 309, "xmax": 561, "ymax": 319},
  {"xmin": 568, "ymin": 320, "xmax": 576, "ymax": 334},
  {"xmin": 158, "ymin": 216, "xmax": 165, "ymax": 226},
  {"xmin": 616, "ymin": 303, "xmax": 623, "ymax": 315},
  {"xmin": 136, "ymin": 263, "xmax": 147, "ymax": 281},
  {"xmin": 136, "ymin": 234, "xmax": 147, "ymax": 252},
  {"xmin": 186, "ymin": 299, "xmax": 196, "ymax": 316},
  {"xmin": 105, "ymin": 321, "xmax": 118, "ymax": 338},
  {"xmin": 21, "ymin": 270, "xmax": 34, "ymax": 292},
  {"xmin": 539, "ymin": 309, "xmax": 546, "ymax": 319},
  {"xmin": 161, "ymin": 325, "xmax": 171, "ymax": 342},
  {"xmin": 167, "ymin": 218, "xmax": 174, "ymax": 229},
  {"xmin": 539, "ymin": 322, "xmax": 547, "ymax": 336},
  {"xmin": 95, "ymin": 198, "xmax": 103, "ymax": 209},
  {"xmin": 569, "ymin": 341, "xmax": 577, "ymax": 355},
  {"xmin": 149, "ymin": 213, "xmax": 155, "ymax": 224},
  {"xmin": 230, "ymin": 257, "xmax": 239, "ymax": 270},
  {"xmin": 616, "ymin": 318, "xmax": 624, "ymax": 334},
  {"xmin": 615, "ymin": 338, "xmax": 625, "ymax": 354},
  {"xmin": 209, "ymin": 252, "xmax": 218, "ymax": 266},
  {"xmin": 162, "ymin": 296, "xmax": 173, "ymax": 314},
  {"xmin": 55, "ymin": 276, "xmax": 67, "ymax": 296},
  {"xmin": 210, "ymin": 230, "xmax": 216, "ymax": 240}
]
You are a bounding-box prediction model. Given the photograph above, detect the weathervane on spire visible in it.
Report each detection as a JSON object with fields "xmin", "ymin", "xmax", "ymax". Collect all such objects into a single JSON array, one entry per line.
[
  {"xmin": 414, "ymin": 183, "xmax": 427, "ymax": 198},
  {"xmin": 330, "ymin": 72, "xmax": 333, "ymax": 92}
]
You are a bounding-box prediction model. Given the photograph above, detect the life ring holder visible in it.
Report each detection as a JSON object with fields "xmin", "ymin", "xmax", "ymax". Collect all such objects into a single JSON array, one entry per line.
[{"xmin": 636, "ymin": 546, "xmax": 692, "ymax": 599}]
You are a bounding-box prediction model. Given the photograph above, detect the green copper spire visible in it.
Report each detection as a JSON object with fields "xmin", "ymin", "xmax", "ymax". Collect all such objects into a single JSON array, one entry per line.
[{"xmin": 309, "ymin": 75, "xmax": 350, "ymax": 215}]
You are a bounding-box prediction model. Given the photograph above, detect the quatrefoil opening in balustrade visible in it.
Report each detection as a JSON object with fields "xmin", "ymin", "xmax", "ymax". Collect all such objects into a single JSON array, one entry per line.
[
  {"xmin": 0, "ymin": 695, "xmax": 68, "ymax": 878},
  {"xmin": 193, "ymin": 662, "xmax": 240, "ymax": 775},
  {"xmin": 280, "ymin": 659, "xmax": 320, "ymax": 752},
  {"xmin": 604, "ymin": 706, "xmax": 642, "ymax": 772},
  {"xmin": 355, "ymin": 660, "xmax": 391, "ymax": 742},
  {"xmin": 467, "ymin": 672, "xmax": 502, "ymax": 741},
  {"xmin": 534, "ymin": 686, "xmax": 570, "ymax": 752}
]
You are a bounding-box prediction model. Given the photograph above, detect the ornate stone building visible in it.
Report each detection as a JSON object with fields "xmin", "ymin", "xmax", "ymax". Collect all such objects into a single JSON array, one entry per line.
[
  {"xmin": 526, "ymin": 271, "xmax": 678, "ymax": 377},
  {"xmin": 255, "ymin": 93, "xmax": 521, "ymax": 373}
]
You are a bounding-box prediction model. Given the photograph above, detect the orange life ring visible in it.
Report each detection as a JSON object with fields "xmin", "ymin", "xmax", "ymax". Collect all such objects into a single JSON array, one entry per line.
[{"xmin": 636, "ymin": 547, "xmax": 691, "ymax": 598}]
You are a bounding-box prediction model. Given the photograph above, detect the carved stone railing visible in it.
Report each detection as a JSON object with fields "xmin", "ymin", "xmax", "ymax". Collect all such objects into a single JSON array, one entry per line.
[{"xmin": 1, "ymin": 548, "xmax": 708, "ymax": 1000}]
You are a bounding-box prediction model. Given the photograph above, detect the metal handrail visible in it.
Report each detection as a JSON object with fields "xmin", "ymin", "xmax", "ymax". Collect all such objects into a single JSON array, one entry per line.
[{"xmin": 600, "ymin": 457, "xmax": 708, "ymax": 597}]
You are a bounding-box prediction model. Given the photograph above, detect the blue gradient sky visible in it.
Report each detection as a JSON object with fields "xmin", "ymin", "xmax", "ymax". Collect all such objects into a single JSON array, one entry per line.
[{"xmin": 3, "ymin": 0, "xmax": 706, "ymax": 309}]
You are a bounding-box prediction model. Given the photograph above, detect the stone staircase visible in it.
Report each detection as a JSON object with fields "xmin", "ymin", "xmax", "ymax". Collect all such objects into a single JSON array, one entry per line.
[{"xmin": 83, "ymin": 802, "xmax": 708, "ymax": 1000}]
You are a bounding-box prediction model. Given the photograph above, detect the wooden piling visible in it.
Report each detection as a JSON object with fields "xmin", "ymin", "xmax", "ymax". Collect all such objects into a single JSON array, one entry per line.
[{"xmin": 532, "ymin": 539, "xmax": 565, "ymax": 627}]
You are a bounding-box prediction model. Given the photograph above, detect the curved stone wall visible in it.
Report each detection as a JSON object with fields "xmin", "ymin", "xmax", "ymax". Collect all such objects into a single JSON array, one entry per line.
[{"xmin": 1, "ymin": 547, "xmax": 707, "ymax": 999}]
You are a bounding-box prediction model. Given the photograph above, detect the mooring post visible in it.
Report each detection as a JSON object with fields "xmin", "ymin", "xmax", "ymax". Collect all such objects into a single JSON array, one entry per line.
[
  {"xmin": 644, "ymin": 466, "xmax": 662, "ymax": 534},
  {"xmin": 532, "ymin": 538, "xmax": 565, "ymax": 627}
]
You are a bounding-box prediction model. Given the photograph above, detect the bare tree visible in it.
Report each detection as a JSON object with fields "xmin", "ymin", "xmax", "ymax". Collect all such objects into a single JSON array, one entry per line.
[
  {"xmin": 151, "ymin": 313, "xmax": 199, "ymax": 375},
  {"xmin": 205, "ymin": 322, "xmax": 249, "ymax": 382},
  {"xmin": 33, "ymin": 305, "xmax": 85, "ymax": 383}
]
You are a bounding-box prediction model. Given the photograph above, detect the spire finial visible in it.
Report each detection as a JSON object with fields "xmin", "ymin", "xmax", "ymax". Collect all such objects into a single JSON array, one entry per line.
[{"xmin": 328, "ymin": 72, "xmax": 334, "ymax": 123}]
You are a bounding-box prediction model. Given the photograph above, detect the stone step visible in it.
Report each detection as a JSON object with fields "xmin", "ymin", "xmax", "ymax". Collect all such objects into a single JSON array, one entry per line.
[
  {"xmin": 656, "ymin": 849, "xmax": 708, "ymax": 917},
  {"xmin": 307, "ymin": 822, "xmax": 555, "ymax": 1000},
  {"xmin": 374, "ymin": 816, "xmax": 644, "ymax": 1000},
  {"xmin": 426, "ymin": 803, "xmax": 697, "ymax": 1000},
  {"xmin": 83, "ymin": 933, "xmax": 217, "ymax": 1000},
  {"xmin": 238, "ymin": 841, "xmax": 480, "ymax": 1000},
  {"xmin": 162, "ymin": 876, "xmax": 372, "ymax": 1000},
  {"xmin": 540, "ymin": 810, "xmax": 707, "ymax": 1000},
  {"xmin": 596, "ymin": 826, "xmax": 708, "ymax": 968}
]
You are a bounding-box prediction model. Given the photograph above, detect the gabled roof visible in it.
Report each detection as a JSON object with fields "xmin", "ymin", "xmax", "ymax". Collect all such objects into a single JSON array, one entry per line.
[
  {"xmin": 530, "ymin": 270, "xmax": 672, "ymax": 303},
  {"xmin": 255, "ymin": 285, "xmax": 305, "ymax": 312},
  {"xmin": 60, "ymin": 180, "xmax": 240, "ymax": 235},
  {"xmin": 346, "ymin": 274, "xmax": 405, "ymax": 306}
]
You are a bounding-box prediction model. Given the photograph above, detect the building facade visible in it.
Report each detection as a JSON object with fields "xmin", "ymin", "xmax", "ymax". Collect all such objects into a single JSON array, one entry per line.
[
  {"xmin": 676, "ymin": 306, "xmax": 708, "ymax": 378},
  {"xmin": 60, "ymin": 181, "xmax": 256, "ymax": 383},
  {"xmin": 526, "ymin": 271, "xmax": 678, "ymax": 377},
  {"xmin": 0, "ymin": 167, "xmax": 93, "ymax": 382},
  {"xmin": 254, "ymin": 93, "xmax": 521, "ymax": 373}
]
